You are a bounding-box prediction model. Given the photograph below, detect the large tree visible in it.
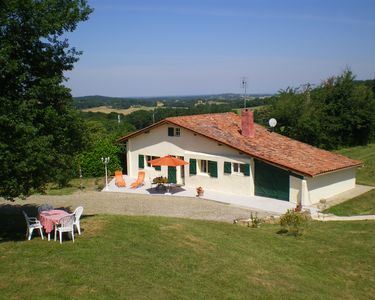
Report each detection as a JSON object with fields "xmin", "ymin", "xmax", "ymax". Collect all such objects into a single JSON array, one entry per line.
[
  {"xmin": 265, "ymin": 70, "xmax": 375, "ymax": 149},
  {"xmin": 0, "ymin": 0, "xmax": 92, "ymax": 199}
]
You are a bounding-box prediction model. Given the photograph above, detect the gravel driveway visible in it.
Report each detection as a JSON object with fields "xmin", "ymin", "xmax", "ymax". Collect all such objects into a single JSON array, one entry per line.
[{"xmin": 1, "ymin": 191, "xmax": 272, "ymax": 223}]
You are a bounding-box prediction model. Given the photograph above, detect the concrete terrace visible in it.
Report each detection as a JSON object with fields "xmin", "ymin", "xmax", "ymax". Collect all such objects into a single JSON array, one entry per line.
[{"xmin": 105, "ymin": 175, "xmax": 301, "ymax": 215}]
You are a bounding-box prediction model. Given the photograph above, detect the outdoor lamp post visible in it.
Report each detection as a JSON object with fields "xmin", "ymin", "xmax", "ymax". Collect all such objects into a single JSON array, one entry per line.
[{"xmin": 101, "ymin": 157, "xmax": 110, "ymax": 191}]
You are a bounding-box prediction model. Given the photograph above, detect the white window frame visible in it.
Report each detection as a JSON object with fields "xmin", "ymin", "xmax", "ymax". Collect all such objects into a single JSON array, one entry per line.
[
  {"xmin": 198, "ymin": 159, "xmax": 209, "ymax": 175},
  {"xmin": 146, "ymin": 155, "xmax": 152, "ymax": 168},
  {"xmin": 233, "ymin": 162, "xmax": 246, "ymax": 175},
  {"xmin": 168, "ymin": 127, "xmax": 181, "ymax": 137}
]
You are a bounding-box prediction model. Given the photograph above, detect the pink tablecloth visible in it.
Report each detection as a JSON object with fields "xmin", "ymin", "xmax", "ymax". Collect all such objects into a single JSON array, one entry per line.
[{"xmin": 38, "ymin": 210, "xmax": 70, "ymax": 233}]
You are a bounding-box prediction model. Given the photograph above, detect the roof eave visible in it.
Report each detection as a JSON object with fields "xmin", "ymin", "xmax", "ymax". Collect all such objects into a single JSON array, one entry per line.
[{"xmin": 309, "ymin": 163, "xmax": 363, "ymax": 177}]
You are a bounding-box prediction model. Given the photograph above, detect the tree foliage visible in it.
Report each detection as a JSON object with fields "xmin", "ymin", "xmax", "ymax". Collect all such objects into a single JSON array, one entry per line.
[
  {"xmin": 0, "ymin": 0, "xmax": 92, "ymax": 199},
  {"xmin": 79, "ymin": 138, "xmax": 122, "ymax": 178},
  {"xmin": 264, "ymin": 70, "xmax": 375, "ymax": 149},
  {"xmin": 77, "ymin": 118, "xmax": 134, "ymax": 178}
]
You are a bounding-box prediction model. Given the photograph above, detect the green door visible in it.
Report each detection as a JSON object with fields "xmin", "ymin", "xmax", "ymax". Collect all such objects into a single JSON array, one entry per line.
[
  {"xmin": 168, "ymin": 166, "xmax": 177, "ymax": 183},
  {"xmin": 254, "ymin": 160, "xmax": 289, "ymax": 201}
]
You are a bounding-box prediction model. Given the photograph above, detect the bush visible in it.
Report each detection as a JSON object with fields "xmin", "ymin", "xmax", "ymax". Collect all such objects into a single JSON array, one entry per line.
[
  {"xmin": 80, "ymin": 138, "xmax": 122, "ymax": 177},
  {"xmin": 152, "ymin": 176, "xmax": 168, "ymax": 184},
  {"xmin": 279, "ymin": 210, "xmax": 309, "ymax": 236},
  {"xmin": 95, "ymin": 178, "xmax": 105, "ymax": 191},
  {"xmin": 249, "ymin": 212, "xmax": 262, "ymax": 228}
]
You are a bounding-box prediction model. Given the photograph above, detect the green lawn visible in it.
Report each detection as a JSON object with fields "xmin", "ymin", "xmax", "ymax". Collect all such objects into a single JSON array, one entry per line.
[
  {"xmin": 325, "ymin": 189, "xmax": 375, "ymax": 216},
  {"xmin": 44, "ymin": 177, "xmax": 105, "ymax": 195},
  {"xmin": 1, "ymin": 214, "xmax": 375, "ymax": 299},
  {"xmin": 336, "ymin": 143, "xmax": 375, "ymax": 186}
]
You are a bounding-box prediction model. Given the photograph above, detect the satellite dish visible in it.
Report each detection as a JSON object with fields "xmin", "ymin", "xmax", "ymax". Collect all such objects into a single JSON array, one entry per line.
[{"xmin": 269, "ymin": 118, "xmax": 277, "ymax": 128}]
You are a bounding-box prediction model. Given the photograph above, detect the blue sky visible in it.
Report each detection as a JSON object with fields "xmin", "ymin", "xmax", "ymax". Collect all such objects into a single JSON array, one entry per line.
[{"xmin": 65, "ymin": 0, "xmax": 375, "ymax": 97}]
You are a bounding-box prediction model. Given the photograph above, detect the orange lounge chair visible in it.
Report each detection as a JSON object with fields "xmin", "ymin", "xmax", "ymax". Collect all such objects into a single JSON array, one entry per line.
[
  {"xmin": 131, "ymin": 171, "xmax": 145, "ymax": 188},
  {"xmin": 115, "ymin": 170, "xmax": 126, "ymax": 187}
]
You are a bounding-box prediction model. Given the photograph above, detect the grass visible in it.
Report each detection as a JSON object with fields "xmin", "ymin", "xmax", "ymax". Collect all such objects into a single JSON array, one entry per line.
[
  {"xmin": 324, "ymin": 189, "xmax": 375, "ymax": 216},
  {"xmin": 44, "ymin": 177, "xmax": 105, "ymax": 195},
  {"xmin": 322, "ymin": 143, "xmax": 375, "ymax": 216},
  {"xmin": 336, "ymin": 143, "xmax": 375, "ymax": 186},
  {"xmin": 1, "ymin": 213, "xmax": 375, "ymax": 299}
]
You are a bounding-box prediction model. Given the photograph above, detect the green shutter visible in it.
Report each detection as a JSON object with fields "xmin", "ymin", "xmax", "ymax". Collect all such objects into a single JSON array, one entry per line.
[
  {"xmin": 168, "ymin": 127, "xmax": 174, "ymax": 136},
  {"xmin": 138, "ymin": 154, "xmax": 144, "ymax": 169},
  {"xmin": 208, "ymin": 161, "xmax": 218, "ymax": 178},
  {"xmin": 224, "ymin": 162, "xmax": 232, "ymax": 174},
  {"xmin": 155, "ymin": 166, "xmax": 161, "ymax": 171},
  {"xmin": 189, "ymin": 159, "xmax": 196, "ymax": 175},
  {"xmin": 244, "ymin": 164, "xmax": 250, "ymax": 176},
  {"xmin": 168, "ymin": 166, "xmax": 177, "ymax": 183}
]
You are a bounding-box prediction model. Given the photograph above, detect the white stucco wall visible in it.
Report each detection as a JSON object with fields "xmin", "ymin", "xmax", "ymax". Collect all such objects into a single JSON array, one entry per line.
[
  {"xmin": 306, "ymin": 168, "xmax": 356, "ymax": 204},
  {"xmin": 289, "ymin": 168, "xmax": 356, "ymax": 205},
  {"xmin": 289, "ymin": 175, "xmax": 302, "ymax": 204},
  {"xmin": 126, "ymin": 124, "xmax": 254, "ymax": 196}
]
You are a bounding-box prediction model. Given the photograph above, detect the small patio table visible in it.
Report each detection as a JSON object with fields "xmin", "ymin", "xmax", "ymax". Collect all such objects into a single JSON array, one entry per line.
[{"xmin": 38, "ymin": 210, "xmax": 70, "ymax": 241}]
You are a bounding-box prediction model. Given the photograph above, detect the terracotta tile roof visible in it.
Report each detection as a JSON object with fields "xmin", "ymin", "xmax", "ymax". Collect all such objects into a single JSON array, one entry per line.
[{"xmin": 163, "ymin": 112, "xmax": 362, "ymax": 177}]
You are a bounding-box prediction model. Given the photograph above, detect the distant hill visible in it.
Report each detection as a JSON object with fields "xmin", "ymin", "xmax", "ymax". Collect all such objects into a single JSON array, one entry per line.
[
  {"xmin": 73, "ymin": 93, "xmax": 273, "ymax": 109},
  {"xmin": 73, "ymin": 95, "xmax": 156, "ymax": 109}
]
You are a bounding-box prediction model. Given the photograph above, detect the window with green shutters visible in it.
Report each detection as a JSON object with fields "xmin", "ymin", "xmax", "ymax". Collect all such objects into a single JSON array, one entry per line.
[
  {"xmin": 224, "ymin": 162, "xmax": 232, "ymax": 174},
  {"xmin": 138, "ymin": 154, "xmax": 144, "ymax": 169},
  {"xmin": 232, "ymin": 162, "xmax": 250, "ymax": 176},
  {"xmin": 208, "ymin": 160, "xmax": 218, "ymax": 178},
  {"xmin": 189, "ymin": 159, "xmax": 197, "ymax": 175}
]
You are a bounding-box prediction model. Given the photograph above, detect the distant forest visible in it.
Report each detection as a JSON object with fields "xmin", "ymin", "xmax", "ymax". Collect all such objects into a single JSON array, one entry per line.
[{"xmin": 73, "ymin": 93, "xmax": 272, "ymax": 109}]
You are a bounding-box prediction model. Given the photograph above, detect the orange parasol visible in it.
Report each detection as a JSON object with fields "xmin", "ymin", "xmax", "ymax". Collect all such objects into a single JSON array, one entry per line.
[{"xmin": 147, "ymin": 155, "xmax": 189, "ymax": 167}]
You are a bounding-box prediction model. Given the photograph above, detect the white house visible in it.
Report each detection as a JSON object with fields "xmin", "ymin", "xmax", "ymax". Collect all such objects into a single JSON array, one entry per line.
[{"xmin": 118, "ymin": 109, "xmax": 361, "ymax": 206}]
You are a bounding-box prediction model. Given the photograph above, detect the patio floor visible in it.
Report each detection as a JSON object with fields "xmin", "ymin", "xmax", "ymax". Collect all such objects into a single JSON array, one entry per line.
[{"xmin": 105, "ymin": 175, "xmax": 300, "ymax": 215}]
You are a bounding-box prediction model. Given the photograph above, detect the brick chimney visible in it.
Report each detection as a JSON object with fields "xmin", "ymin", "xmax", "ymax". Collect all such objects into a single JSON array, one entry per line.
[{"xmin": 241, "ymin": 109, "xmax": 255, "ymax": 138}]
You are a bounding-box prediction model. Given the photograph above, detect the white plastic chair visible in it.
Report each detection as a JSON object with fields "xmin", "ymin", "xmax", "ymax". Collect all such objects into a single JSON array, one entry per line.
[
  {"xmin": 22, "ymin": 211, "xmax": 44, "ymax": 240},
  {"xmin": 54, "ymin": 215, "xmax": 75, "ymax": 244},
  {"xmin": 72, "ymin": 206, "xmax": 84, "ymax": 235}
]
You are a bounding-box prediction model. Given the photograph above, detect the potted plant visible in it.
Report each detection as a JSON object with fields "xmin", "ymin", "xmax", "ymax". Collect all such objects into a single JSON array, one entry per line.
[
  {"xmin": 152, "ymin": 176, "xmax": 168, "ymax": 184},
  {"xmin": 196, "ymin": 186, "xmax": 204, "ymax": 197},
  {"xmin": 152, "ymin": 176, "xmax": 168, "ymax": 190}
]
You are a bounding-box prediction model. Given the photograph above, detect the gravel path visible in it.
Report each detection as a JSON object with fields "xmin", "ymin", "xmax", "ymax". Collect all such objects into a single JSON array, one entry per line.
[{"xmin": 1, "ymin": 191, "xmax": 272, "ymax": 223}]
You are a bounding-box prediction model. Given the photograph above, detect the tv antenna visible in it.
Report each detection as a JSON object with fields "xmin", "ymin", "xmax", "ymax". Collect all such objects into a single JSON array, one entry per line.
[
  {"xmin": 268, "ymin": 118, "xmax": 277, "ymax": 132},
  {"xmin": 241, "ymin": 77, "xmax": 248, "ymax": 108}
]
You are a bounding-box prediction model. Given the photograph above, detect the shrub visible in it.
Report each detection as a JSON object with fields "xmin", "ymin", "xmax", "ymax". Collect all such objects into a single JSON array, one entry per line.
[
  {"xmin": 249, "ymin": 212, "xmax": 262, "ymax": 228},
  {"xmin": 152, "ymin": 176, "xmax": 168, "ymax": 184},
  {"xmin": 80, "ymin": 138, "xmax": 122, "ymax": 177},
  {"xmin": 279, "ymin": 209, "xmax": 309, "ymax": 236},
  {"xmin": 95, "ymin": 178, "xmax": 105, "ymax": 191}
]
